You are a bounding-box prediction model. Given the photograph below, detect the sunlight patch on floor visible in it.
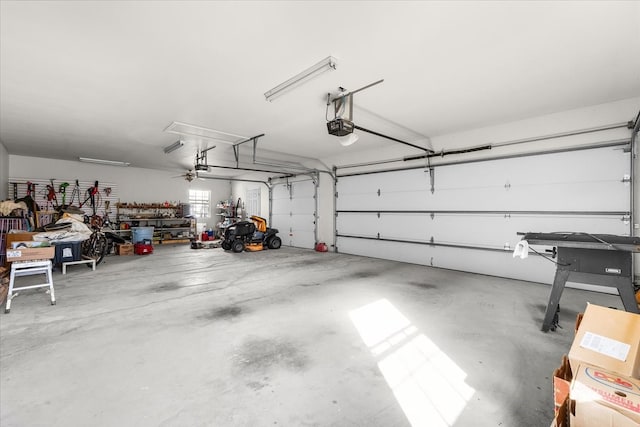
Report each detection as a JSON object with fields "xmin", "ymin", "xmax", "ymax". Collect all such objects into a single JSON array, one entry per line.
[{"xmin": 349, "ymin": 299, "xmax": 475, "ymax": 427}]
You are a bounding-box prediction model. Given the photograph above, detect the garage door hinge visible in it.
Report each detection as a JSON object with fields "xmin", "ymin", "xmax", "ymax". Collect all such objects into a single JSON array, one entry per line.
[
  {"xmin": 377, "ymin": 212, "xmax": 380, "ymax": 218},
  {"xmin": 429, "ymin": 236, "xmax": 435, "ymax": 246},
  {"xmin": 621, "ymin": 175, "xmax": 631, "ymax": 184},
  {"xmin": 621, "ymin": 215, "xmax": 630, "ymax": 223},
  {"xmin": 377, "ymin": 233, "xmax": 380, "ymax": 239},
  {"xmin": 430, "ymin": 212, "xmax": 435, "ymax": 220},
  {"xmin": 504, "ymin": 213, "xmax": 511, "ymax": 219},
  {"xmin": 377, "ymin": 189, "xmax": 381, "ymax": 196}
]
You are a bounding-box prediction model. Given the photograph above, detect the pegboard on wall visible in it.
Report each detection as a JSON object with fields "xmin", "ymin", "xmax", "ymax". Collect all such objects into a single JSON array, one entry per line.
[{"xmin": 7, "ymin": 178, "xmax": 119, "ymax": 219}]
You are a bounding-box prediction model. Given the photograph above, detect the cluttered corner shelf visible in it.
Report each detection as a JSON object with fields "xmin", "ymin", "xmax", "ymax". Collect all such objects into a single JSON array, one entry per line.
[{"xmin": 115, "ymin": 202, "xmax": 196, "ymax": 244}]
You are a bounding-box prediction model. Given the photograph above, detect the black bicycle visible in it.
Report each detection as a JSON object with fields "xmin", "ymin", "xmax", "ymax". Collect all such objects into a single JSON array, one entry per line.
[{"xmin": 82, "ymin": 225, "xmax": 108, "ymax": 266}]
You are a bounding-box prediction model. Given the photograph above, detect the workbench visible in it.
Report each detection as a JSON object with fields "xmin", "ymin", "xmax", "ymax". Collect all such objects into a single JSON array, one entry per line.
[{"xmin": 520, "ymin": 232, "xmax": 640, "ymax": 332}]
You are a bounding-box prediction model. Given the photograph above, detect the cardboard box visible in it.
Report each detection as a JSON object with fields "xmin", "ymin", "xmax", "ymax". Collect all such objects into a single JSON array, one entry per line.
[
  {"xmin": 569, "ymin": 304, "xmax": 640, "ymax": 379},
  {"xmin": 5, "ymin": 232, "xmax": 37, "ymax": 251},
  {"xmin": 551, "ymin": 395, "xmax": 569, "ymax": 427},
  {"xmin": 554, "ymin": 355, "xmax": 573, "ymax": 415},
  {"xmin": 115, "ymin": 243, "xmax": 134, "ymax": 256},
  {"xmin": 570, "ymin": 364, "xmax": 640, "ymax": 426},
  {"xmin": 6, "ymin": 247, "xmax": 55, "ymax": 262}
]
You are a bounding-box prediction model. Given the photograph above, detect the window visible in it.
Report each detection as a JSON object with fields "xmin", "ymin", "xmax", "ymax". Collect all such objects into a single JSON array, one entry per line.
[
  {"xmin": 189, "ymin": 189, "xmax": 211, "ymax": 219},
  {"xmin": 246, "ymin": 188, "xmax": 261, "ymax": 217}
]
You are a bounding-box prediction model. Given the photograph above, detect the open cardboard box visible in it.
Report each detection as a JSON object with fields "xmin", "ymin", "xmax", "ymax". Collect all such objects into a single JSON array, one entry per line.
[
  {"xmin": 4, "ymin": 232, "xmax": 55, "ymax": 263},
  {"xmin": 554, "ymin": 355, "xmax": 572, "ymax": 414}
]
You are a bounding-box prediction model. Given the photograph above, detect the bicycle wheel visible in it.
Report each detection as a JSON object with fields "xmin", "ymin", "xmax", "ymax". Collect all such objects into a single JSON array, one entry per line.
[{"xmin": 82, "ymin": 234, "xmax": 108, "ymax": 266}]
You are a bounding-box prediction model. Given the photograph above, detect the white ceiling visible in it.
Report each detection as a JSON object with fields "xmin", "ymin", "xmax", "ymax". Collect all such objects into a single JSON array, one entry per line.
[{"xmin": 1, "ymin": 1, "xmax": 639, "ymax": 176}]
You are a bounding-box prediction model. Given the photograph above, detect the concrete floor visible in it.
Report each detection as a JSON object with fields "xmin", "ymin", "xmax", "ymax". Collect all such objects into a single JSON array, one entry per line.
[{"xmin": 0, "ymin": 245, "xmax": 625, "ymax": 427}]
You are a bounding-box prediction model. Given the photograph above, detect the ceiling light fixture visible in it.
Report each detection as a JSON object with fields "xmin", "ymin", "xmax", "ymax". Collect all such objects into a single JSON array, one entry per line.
[
  {"xmin": 79, "ymin": 157, "xmax": 130, "ymax": 167},
  {"xmin": 164, "ymin": 121, "xmax": 246, "ymax": 145},
  {"xmin": 339, "ymin": 133, "xmax": 359, "ymax": 147},
  {"xmin": 163, "ymin": 140, "xmax": 184, "ymax": 154},
  {"xmin": 264, "ymin": 56, "xmax": 337, "ymax": 102}
]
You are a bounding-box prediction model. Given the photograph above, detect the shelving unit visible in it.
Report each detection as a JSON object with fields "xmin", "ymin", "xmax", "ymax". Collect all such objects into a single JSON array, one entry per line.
[
  {"xmin": 215, "ymin": 200, "xmax": 238, "ymax": 237},
  {"xmin": 115, "ymin": 203, "xmax": 196, "ymax": 244}
]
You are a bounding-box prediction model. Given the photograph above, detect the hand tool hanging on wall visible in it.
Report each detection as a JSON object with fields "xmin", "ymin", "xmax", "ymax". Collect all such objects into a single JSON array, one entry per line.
[
  {"xmin": 67, "ymin": 180, "xmax": 81, "ymax": 207},
  {"xmin": 58, "ymin": 182, "xmax": 69, "ymax": 208},
  {"xmin": 81, "ymin": 181, "xmax": 100, "ymax": 216},
  {"xmin": 45, "ymin": 179, "xmax": 59, "ymax": 211}
]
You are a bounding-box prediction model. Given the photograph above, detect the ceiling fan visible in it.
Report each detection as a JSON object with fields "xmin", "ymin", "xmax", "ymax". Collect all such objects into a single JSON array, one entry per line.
[{"xmin": 172, "ymin": 169, "xmax": 198, "ymax": 182}]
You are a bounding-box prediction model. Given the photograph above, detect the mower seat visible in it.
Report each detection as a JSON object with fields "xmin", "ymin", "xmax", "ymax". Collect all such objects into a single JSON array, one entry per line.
[{"xmin": 250, "ymin": 216, "xmax": 267, "ymax": 233}]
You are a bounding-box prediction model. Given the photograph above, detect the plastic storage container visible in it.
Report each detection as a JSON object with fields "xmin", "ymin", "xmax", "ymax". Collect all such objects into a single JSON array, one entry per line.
[
  {"xmin": 53, "ymin": 241, "xmax": 82, "ymax": 264},
  {"xmin": 131, "ymin": 226, "xmax": 154, "ymax": 244}
]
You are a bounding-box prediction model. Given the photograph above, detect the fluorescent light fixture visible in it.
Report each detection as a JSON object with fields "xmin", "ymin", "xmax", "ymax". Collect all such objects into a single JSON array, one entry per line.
[
  {"xmin": 164, "ymin": 121, "xmax": 246, "ymax": 145},
  {"xmin": 79, "ymin": 157, "xmax": 130, "ymax": 167},
  {"xmin": 339, "ymin": 133, "xmax": 359, "ymax": 147},
  {"xmin": 163, "ymin": 140, "xmax": 184, "ymax": 154},
  {"xmin": 264, "ymin": 56, "xmax": 337, "ymax": 102}
]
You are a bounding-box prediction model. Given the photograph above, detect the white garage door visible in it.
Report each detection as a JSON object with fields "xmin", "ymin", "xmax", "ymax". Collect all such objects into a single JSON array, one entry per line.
[
  {"xmin": 336, "ymin": 144, "xmax": 631, "ymax": 286},
  {"xmin": 271, "ymin": 179, "xmax": 317, "ymax": 249}
]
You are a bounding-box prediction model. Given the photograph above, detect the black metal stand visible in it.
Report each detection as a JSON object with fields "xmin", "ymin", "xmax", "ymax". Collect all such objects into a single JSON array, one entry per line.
[{"xmin": 520, "ymin": 233, "xmax": 640, "ymax": 332}]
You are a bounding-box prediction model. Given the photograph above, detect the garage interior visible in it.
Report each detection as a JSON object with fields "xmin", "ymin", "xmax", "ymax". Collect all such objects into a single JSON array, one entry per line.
[{"xmin": 1, "ymin": 2, "xmax": 639, "ymax": 427}]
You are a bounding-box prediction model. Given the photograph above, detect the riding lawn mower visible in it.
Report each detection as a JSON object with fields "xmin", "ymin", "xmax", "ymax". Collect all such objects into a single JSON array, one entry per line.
[{"xmin": 221, "ymin": 215, "xmax": 282, "ymax": 252}]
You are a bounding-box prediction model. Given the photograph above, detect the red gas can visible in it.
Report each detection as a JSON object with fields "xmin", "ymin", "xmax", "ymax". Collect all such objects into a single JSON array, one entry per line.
[{"xmin": 315, "ymin": 242, "xmax": 328, "ymax": 252}]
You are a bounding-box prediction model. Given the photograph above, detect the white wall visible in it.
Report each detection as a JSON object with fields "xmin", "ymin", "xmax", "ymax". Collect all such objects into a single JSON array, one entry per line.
[
  {"xmin": 318, "ymin": 97, "xmax": 640, "ymax": 275},
  {"xmin": 231, "ymin": 180, "xmax": 270, "ymax": 222},
  {"xmin": 8, "ymin": 155, "xmax": 230, "ymax": 218},
  {"xmin": 0, "ymin": 140, "xmax": 8, "ymax": 200}
]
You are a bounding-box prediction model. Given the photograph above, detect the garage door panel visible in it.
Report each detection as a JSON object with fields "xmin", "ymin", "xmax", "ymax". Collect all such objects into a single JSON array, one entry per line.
[
  {"xmin": 291, "ymin": 215, "xmax": 314, "ymax": 230},
  {"xmin": 338, "ymin": 213, "xmax": 430, "ymax": 241},
  {"xmin": 291, "ymin": 198, "xmax": 315, "ymax": 214},
  {"xmin": 337, "ymin": 236, "xmax": 434, "ymax": 266},
  {"xmin": 271, "ymin": 180, "xmax": 317, "ymax": 249},
  {"xmin": 272, "ymin": 213, "xmax": 291, "ymax": 230},
  {"xmin": 335, "ymin": 145, "xmax": 630, "ymax": 285},
  {"xmin": 426, "ymin": 214, "xmax": 627, "ymax": 249},
  {"xmin": 335, "ymin": 237, "xmax": 548, "ymax": 280},
  {"xmin": 289, "ymin": 231, "xmax": 315, "ymax": 248},
  {"xmin": 336, "ymin": 214, "xmax": 381, "ymax": 236},
  {"xmin": 338, "ymin": 212, "xmax": 628, "ymax": 250},
  {"xmin": 271, "ymin": 206, "xmax": 290, "ymax": 216},
  {"xmin": 271, "ymin": 184, "xmax": 290, "ymax": 199}
]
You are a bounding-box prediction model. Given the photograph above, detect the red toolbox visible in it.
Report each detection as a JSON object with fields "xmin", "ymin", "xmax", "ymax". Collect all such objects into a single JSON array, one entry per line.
[{"xmin": 134, "ymin": 243, "xmax": 153, "ymax": 255}]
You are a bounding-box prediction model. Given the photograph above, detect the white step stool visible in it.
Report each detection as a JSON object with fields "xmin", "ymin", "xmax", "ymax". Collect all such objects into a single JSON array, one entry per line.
[{"xmin": 5, "ymin": 260, "xmax": 55, "ymax": 314}]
